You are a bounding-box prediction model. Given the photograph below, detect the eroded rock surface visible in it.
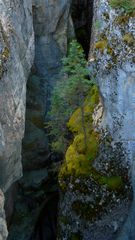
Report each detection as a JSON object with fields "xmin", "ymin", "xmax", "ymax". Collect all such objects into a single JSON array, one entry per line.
[
  {"xmin": 89, "ymin": 0, "xmax": 135, "ymax": 239},
  {"xmin": 0, "ymin": 0, "xmax": 34, "ymax": 192}
]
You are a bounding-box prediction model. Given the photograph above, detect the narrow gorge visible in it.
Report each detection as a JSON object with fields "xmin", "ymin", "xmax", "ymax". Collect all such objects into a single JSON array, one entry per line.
[{"xmin": 0, "ymin": 0, "xmax": 135, "ymax": 240}]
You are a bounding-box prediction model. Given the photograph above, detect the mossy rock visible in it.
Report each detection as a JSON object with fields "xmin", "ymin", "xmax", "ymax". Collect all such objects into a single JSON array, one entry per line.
[
  {"xmin": 95, "ymin": 40, "xmax": 107, "ymax": 52},
  {"xmin": 109, "ymin": 0, "xmax": 135, "ymax": 13},
  {"xmin": 67, "ymin": 85, "xmax": 99, "ymax": 133},
  {"xmin": 115, "ymin": 15, "xmax": 130, "ymax": 25},
  {"xmin": 70, "ymin": 232, "xmax": 82, "ymax": 240},
  {"xmin": 71, "ymin": 200, "xmax": 101, "ymax": 221},
  {"xmin": 2, "ymin": 47, "xmax": 10, "ymax": 59},
  {"xmin": 100, "ymin": 175, "xmax": 123, "ymax": 190},
  {"xmin": 59, "ymin": 215, "xmax": 70, "ymax": 225},
  {"xmin": 123, "ymin": 33, "xmax": 134, "ymax": 45}
]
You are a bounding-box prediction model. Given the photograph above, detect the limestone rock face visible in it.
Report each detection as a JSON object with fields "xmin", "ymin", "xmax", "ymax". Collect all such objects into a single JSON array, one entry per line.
[
  {"xmin": 89, "ymin": 0, "xmax": 135, "ymax": 143},
  {"xmin": 0, "ymin": 190, "xmax": 8, "ymax": 240},
  {"xmin": 89, "ymin": 0, "xmax": 135, "ymax": 239},
  {"xmin": 32, "ymin": 0, "xmax": 73, "ymax": 54},
  {"xmin": 0, "ymin": 0, "xmax": 34, "ymax": 192}
]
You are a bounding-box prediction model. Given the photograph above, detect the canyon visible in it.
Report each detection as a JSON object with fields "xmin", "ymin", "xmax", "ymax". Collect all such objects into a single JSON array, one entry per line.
[{"xmin": 0, "ymin": 0, "xmax": 135, "ymax": 240}]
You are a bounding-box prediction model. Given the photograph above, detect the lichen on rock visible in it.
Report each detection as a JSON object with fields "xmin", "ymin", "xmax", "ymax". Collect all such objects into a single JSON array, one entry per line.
[{"xmin": 58, "ymin": 81, "xmax": 132, "ymax": 239}]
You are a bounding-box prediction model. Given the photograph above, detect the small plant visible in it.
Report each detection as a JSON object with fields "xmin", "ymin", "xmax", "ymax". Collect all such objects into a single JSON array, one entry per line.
[
  {"xmin": 47, "ymin": 40, "xmax": 92, "ymax": 153},
  {"xmin": 109, "ymin": 0, "xmax": 135, "ymax": 13}
]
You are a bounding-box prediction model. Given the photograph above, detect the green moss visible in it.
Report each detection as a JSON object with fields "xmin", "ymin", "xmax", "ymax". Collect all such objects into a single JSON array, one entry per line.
[
  {"xmin": 67, "ymin": 86, "xmax": 99, "ymax": 133},
  {"xmin": 123, "ymin": 33, "xmax": 134, "ymax": 45},
  {"xmin": 0, "ymin": 64, "xmax": 3, "ymax": 78},
  {"xmin": 0, "ymin": 47, "xmax": 10, "ymax": 78},
  {"xmin": 59, "ymin": 215, "xmax": 70, "ymax": 225},
  {"xmin": 70, "ymin": 233, "xmax": 82, "ymax": 240},
  {"xmin": 101, "ymin": 175, "xmax": 123, "ymax": 190},
  {"xmin": 95, "ymin": 20, "xmax": 101, "ymax": 30},
  {"xmin": 59, "ymin": 85, "xmax": 124, "ymax": 193},
  {"xmin": 115, "ymin": 15, "xmax": 130, "ymax": 25},
  {"xmin": 59, "ymin": 86, "xmax": 100, "ymax": 180},
  {"xmin": 95, "ymin": 40, "xmax": 107, "ymax": 52},
  {"xmin": 2, "ymin": 47, "xmax": 10, "ymax": 59},
  {"xmin": 109, "ymin": 0, "xmax": 135, "ymax": 13},
  {"xmin": 0, "ymin": 20, "xmax": 10, "ymax": 47},
  {"xmin": 72, "ymin": 200, "xmax": 100, "ymax": 221}
]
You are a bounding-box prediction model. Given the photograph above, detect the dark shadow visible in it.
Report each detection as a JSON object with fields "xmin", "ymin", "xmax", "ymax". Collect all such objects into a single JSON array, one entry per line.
[
  {"xmin": 71, "ymin": 0, "xmax": 94, "ymax": 58},
  {"xmin": 30, "ymin": 192, "xmax": 59, "ymax": 240}
]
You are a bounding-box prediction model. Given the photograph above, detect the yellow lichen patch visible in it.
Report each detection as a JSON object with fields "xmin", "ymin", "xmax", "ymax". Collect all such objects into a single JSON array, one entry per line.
[
  {"xmin": 123, "ymin": 33, "xmax": 134, "ymax": 45},
  {"xmin": 95, "ymin": 40, "xmax": 107, "ymax": 52},
  {"xmin": 107, "ymin": 47, "xmax": 114, "ymax": 55},
  {"xmin": 2, "ymin": 47, "xmax": 10, "ymax": 59},
  {"xmin": 115, "ymin": 15, "xmax": 130, "ymax": 25}
]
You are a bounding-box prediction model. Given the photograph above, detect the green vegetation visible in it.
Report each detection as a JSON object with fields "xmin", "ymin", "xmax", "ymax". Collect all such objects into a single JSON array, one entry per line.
[
  {"xmin": 47, "ymin": 40, "xmax": 92, "ymax": 152},
  {"xmin": 70, "ymin": 232, "xmax": 82, "ymax": 240},
  {"xmin": 58, "ymin": 85, "xmax": 124, "ymax": 191},
  {"xmin": 109, "ymin": 0, "xmax": 135, "ymax": 13},
  {"xmin": 47, "ymin": 40, "xmax": 124, "ymax": 194},
  {"xmin": 58, "ymin": 86, "xmax": 100, "ymax": 181}
]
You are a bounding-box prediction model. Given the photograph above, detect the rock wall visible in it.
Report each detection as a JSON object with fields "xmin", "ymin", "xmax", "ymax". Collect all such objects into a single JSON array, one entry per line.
[
  {"xmin": 0, "ymin": 0, "xmax": 34, "ymax": 192},
  {"xmin": 89, "ymin": 0, "xmax": 135, "ymax": 239},
  {"xmin": 0, "ymin": 190, "xmax": 8, "ymax": 240}
]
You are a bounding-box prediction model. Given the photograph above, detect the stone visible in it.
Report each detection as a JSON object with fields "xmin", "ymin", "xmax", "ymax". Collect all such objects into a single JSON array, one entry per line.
[
  {"xmin": 0, "ymin": 190, "xmax": 8, "ymax": 240},
  {"xmin": 19, "ymin": 168, "xmax": 48, "ymax": 190},
  {"xmin": 88, "ymin": 0, "xmax": 135, "ymax": 239},
  {"xmin": 0, "ymin": 0, "xmax": 34, "ymax": 192}
]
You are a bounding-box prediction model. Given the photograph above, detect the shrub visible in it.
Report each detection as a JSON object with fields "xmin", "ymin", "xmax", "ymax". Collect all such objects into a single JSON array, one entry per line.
[{"xmin": 109, "ymin": 0, "xmax": 135, "ymax": 13}]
